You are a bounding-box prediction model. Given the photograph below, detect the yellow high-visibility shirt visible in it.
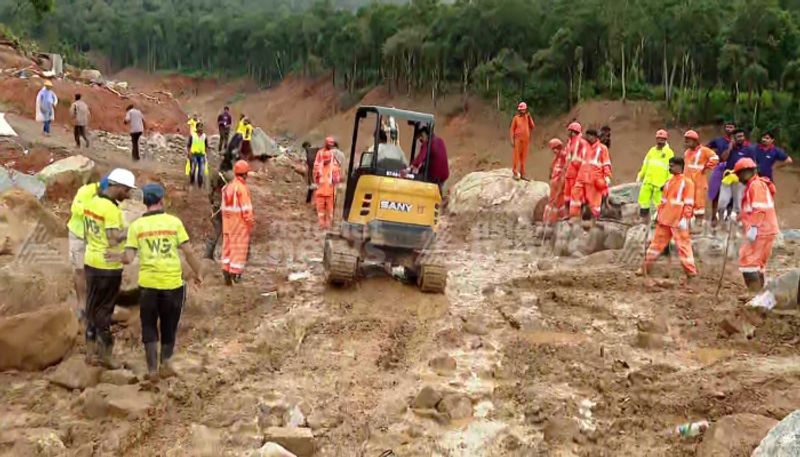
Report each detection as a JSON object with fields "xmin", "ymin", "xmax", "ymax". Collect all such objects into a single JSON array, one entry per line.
[
  {"xmin": 243, "ymin": 125, "xmax": 253, "ymax": 141},
  {"xmin": 187, "ymin": 119, "xmax": 198, "ymax": 135},
  {"xmin": 236, "ymin": 120, "xmax": 247, "ymax": 136},
  {"xmin": 83, "ymin": 195, "xmax": 124, "ymax": 270},
  {"xmin": 125, "ymin": 211, "xmax": 189, "ymax": 290},
  {"xmin": 67, "ymin": 182, "xmax": 100, "ymax": 239}
]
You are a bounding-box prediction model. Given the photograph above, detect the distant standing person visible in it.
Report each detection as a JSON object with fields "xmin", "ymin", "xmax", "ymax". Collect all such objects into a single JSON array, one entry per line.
[
  {"xmin": 36, "ymin": 80, "xmax": 58, "ymax": 136},
  {"xmin": 509, "ymin": 102, "xmax": 535, "ymax": 180},
  {"xmin": 755, "ymin": 131, "xmax": 793, "ymax": 182},
  {"xmin": 240, "ymin": 118, "xmax": 254, "ymax": 160},
  {"xmin": 186, "ymin": 122, "xmax": 209, "ymax": 188},
  {"xmin": 124, "ymin": 104, "xmax": 145, "ymax": 161},
  {"xmin": 303, "ymin": 141, "xmax": 319, "ymax": 204},
  {"xmin": 409, "ymin": 125, "xmax": 449, "ymax": 195},
  {"xmin": 70, "ymin": 93, "xmax": 90, "ymax": 148},
  {"xmin": 205, "ymin": 157, "xmax": 234, "ymax": 259},
  {"xmin": 217, "ymin": 106, "xmax": 232, "ymax": 151}
]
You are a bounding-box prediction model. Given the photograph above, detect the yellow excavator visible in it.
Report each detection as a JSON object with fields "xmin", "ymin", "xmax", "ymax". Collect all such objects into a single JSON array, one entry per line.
[{"xmin": 323, "ymin": 106, "xmax": 447, "ymax": 293}]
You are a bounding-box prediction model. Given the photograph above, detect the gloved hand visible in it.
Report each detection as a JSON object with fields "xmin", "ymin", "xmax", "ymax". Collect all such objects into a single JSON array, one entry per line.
[
  {"xmin": 605, "ymin": 177, "xmax": 611, "ymax": 186},
  {"xmin": 678, "ymin": 218, "xmax": 688, "ymax": 231},
  {"xmin": 747, "ymin": 226, "xmax": 758, "ymax": 242},
  {"xmin": 729, "ymin": 210, "xmax": 738, "ymax": 221},
  {"xmin": 309, "ymin": 184, "xmax": 318, "ymax": 190}
]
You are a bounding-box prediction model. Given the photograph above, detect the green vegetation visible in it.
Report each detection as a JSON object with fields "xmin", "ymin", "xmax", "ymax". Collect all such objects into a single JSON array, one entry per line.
[{"xmin": 3, "ymin": 0, "xmax": 800, "ymax": 153}]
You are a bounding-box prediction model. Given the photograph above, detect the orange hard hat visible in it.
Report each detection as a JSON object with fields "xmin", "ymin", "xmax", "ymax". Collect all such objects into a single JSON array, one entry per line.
[
  {"xmin": 684, "ymin": 130, "xmax": 700, "ymax": 140},
  {"xmin": 517, "ymin": 102, "xmax": 527, "ymax": 111},
  {"xmin": 548, "ymin": 138, "xmax": 564, "ymax": 150},
  {"xmin": 234, "ymin": 160, "xmax": 250, "ymax": 175},
  {"xmin": 656, "ymin": 129, "xmax": 668, "ymax": 139},
  {"xmin": 325, "ymin": 136, "xmax": 335, "ymax": 147},
  {"xmin": 733, "ymin": 157, "xmax": 757, "ymax": 173},
  {"xmin": 567, "ymin": 122, "xmax": 582, "ymax": 133}
]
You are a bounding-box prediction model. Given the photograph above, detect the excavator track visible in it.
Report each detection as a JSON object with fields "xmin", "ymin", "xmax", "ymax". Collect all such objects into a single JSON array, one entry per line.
[
  {"xmin": 324, "ymin": 238, "xmax": 359, "ymax": 286},
  {"xmin": 417, "ymin": 263, "xmax": 447, "ymax": 293}
]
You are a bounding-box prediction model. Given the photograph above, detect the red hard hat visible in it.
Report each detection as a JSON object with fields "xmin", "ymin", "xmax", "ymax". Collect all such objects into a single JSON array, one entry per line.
[
  {"xmin": 325, "ymin": 136, "xmax": 335, "ymax": 147},
  {"xmin": 656, "ymin": 129, "xmax": 668, "ymax": 139},
  {"xmin": 517, "ymin": 102, "xmax": 527, "ymax": 111},
  {"xmin": 567, "ymin": 122, "xmax": 582, "ymax": 133},
  {"xmin": 234, "ymin": 160, "xmax": 250, "ymax": 175},
  {"xmin": 684, "ymin": 130, "xmax": 700, "ymax": 140},
  {"xmin": 733, "ymin": 157, "xmax": 757, "ymax": 173},
  {"xmin": 548, "ymin": 138, "xmax": 564, "ymax": 149}
]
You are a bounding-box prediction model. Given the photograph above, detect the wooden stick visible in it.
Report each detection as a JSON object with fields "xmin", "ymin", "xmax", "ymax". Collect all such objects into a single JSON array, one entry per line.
[{"xmin": 715, "ymin": 218, "xmax": 736, "ymax": 300}]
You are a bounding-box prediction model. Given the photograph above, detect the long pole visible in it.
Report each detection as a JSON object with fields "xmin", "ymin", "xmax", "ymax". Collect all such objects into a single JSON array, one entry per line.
[{"xmin": 715, "ymin": 218, "xmax": 736, "ymax": 300}]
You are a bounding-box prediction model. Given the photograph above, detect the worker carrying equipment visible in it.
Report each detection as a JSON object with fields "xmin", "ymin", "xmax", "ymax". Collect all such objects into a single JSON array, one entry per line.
[
  {"xmin": 313, "ymin": 144, "xmax": 342, "ymax": 229},
  {"xmin": 570, "ymin": 128, "xmax": 611, "ymax": 221},
  {"xmin": 543, "ymin": 138, "xmax": 569, "ymax": 223},
  {"xmin": 509, "ymin": 102, "xmax": 535, "ymax": 180},
  {"xmin": 637, "ymin": 129, "xmax": 675, "ymax": 220},
  {"xmin": 734, "ymin": 157, "xmax": 778, "ymax": 292},
  {"xmin": 640, "ymin": 157, "xmax": 698, "ymax": 280},
  {"xmin": 221, "ymin": 160, "xmax": 255, "ymax": 285},
  {"xmin": 564, "ymin": 122, "xmax": 589, "ymax": 211},
  {"xmin": 683, "ymin": 129, "xmax": 719, "ymax": 229}
]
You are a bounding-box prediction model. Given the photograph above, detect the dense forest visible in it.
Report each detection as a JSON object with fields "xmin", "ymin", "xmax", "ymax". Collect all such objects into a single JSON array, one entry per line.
[{"xmin": 3, "ymin": 0, "xmax": 800, "ymax": 153}]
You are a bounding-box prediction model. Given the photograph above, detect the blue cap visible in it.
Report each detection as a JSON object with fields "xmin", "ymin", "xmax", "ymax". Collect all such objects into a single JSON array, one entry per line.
[
  {"xmin": 142, "ymin": 183, "xmax": 165, "ymax": 206},
  {"xmin": 99, "ymin": 176, "xmax": 109, "ymax": 191}
]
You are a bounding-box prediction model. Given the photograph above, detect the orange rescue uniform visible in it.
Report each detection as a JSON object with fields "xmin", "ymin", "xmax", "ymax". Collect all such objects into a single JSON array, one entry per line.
[
  {"xmin": 570, "ymin": 140, "xmax": 611, "ymax": 219},
  {"xmin": 509, "ymin": 113, "xmax": 535, "ymax": 176},
  {"xmin": 543, "ymin": 147, "xmax": 569, "ymax": 223},
  {"xmin": 643, "ymin": 173, "xmax": 697, "ymax": 276},
  {"xmin": 564, "ymin": 134, "xmax": 589, "ymax": 209},
  {"xmin": 739, "ymin": 176, "xmax": 778, "ymax": 274},
  {"xmin": 683, "ymin": 145, "xmax": 719, "ymax": 217},
  {"xmin": 221, "ymin": 176, "xmax": 255, "ymax": 275},
  {"xmin": 314, "ymin": 150, "xmax": 341, "ymax": 230}
]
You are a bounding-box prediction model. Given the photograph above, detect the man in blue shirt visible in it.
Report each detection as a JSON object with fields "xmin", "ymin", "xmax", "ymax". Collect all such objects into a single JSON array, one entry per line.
[
  {"xmin": 755, "ymin": 131, "xmax": 792, "ymax": 182},
  {"xmin": 717, "ymin": 129, "xmax": 756, "ymax": 223}
]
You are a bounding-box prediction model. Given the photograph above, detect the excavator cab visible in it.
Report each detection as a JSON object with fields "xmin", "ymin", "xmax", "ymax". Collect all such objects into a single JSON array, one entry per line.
[{"xmin": 323, "ymin": 106, "xmax": 447, "ymax": 293}]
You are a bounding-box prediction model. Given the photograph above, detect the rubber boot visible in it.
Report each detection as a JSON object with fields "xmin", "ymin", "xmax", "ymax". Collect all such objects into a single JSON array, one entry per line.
[
  {"xmin": 223, "ymin": 271, "xmax": 233, "ymax": 286},
  {"xmin": 742, "ymin": 272, "xmax": 762, "ymax": 293},
  {"xmin": 232, "ymin": 274, "xmax": 242, "ymax": 284},
  {"xmin": 159, "ymin": 343, "xmax": 177, "ymax": 379},
  {"xmin": 98, "ymin": 342, "xmax": 121, "ymax": 370},
  {"xmin": 144, "ymin": 342, "xmax": 159, "ymax": 381},
  {"xmin": 758, "ymin": 272, "xmax": 766, "ymax": 291},
  {"xmin": 84, "ymin": 339, "xmax": 99, "ymax": 365}
]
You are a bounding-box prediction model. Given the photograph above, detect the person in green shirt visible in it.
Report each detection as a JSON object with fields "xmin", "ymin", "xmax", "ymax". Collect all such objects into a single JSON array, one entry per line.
[
  {"xmin": 66, "ymin": 174, "xmax": 106, "ymax": 321},
  {"xmin": 637, "ymin": 129, "xmax": 675, "ymax": 221},
  {"xmin": 122, "ymin": 183, "xmax": 203, "ymax": 381},
  {"xmin": 83, "ymin": 168, "xmax": 136, "ymax": 369}
]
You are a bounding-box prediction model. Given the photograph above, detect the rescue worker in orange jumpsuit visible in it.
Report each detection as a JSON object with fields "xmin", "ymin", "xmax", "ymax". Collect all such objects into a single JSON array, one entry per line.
[
  {"xmin": 313, "ymin": 143, "xmax": 342, "ymax": 230},
  {"xmin": 683, "ymin": 130, "xmax": 719, "ymax": 231},
  {"xmin": 639, "ymin": 157, "xmax": 698, "ymax": 281},
  {"xmin": 734, "ymin": 158, "xmax": 778, "ymax": 292},
  {"xmin": 564, "ymin": 122, "xmax": 589, "ymax": 213},
  {"xmin": 221, "ymin": 160, "xmax": 255, "ymax": 285},
  {"xmin": 509, "ymin": 102, "xmax": 535, "ymax": 180},
  {"xmin": 543, "ymin": 138, "xmax": 569, "ymax": 223},
  {"xmin": 569, "ymin": 128, "xmax": 611, "ymax": 222}
]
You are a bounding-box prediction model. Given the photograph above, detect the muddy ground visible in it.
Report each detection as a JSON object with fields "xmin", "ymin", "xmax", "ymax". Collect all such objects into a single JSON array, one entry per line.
[{"xmin": 0, "ymin": 66, "xmax": 799, "ymax": 456}]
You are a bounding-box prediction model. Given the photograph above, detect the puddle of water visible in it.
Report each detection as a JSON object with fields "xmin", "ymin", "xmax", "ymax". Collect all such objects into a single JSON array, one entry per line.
[{"xmin": 521, "ymin": 330, "xmax": 589, "ymax": 345}]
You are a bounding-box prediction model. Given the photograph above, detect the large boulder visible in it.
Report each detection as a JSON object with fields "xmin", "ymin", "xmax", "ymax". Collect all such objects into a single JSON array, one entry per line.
[
  {"xmin": 0, "ymin": 262, "xmax": 74, "ymax": 316},
  {"xmin": 0, "ymin": 305, "xmax": 79, "ymax": 371},
  {"xmin": 696, "ymin": 413, "xmax": 777, "ymax": 457},
  {"xmin": 37, "ymin": 156, "xmax": 96, "ymax": 199},
  {"xmin": 251, "ymin": 128, "xmax": 282, "ymax": 157},
  {"xmin": 748, "ymin": 269, "xmax": 800, "ymax": 311},
  {"xmin": 608, "ymin": 182, "xmax": 640, "ymax": 206},
  {"xmin": 0, "ymin": 168, "xmax": 46, "ymax": 200},
  {"xmin": 448, "ymin": 169, "xmax": 549, "ymax": 222},
  {"xmin": 619, "ymin": 223, "xmax": 648, "ymax": 266},
  {"xmin": 80, "ymin": 69, "xmax": 103, "ymax": 82},
  {"xmin": 752, "ymin": 410, "xmax": 800, "ymax": 457}
]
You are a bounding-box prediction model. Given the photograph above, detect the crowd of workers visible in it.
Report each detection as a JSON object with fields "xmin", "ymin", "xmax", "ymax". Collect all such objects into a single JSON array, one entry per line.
[{"xmin": 531, "ymin": 111, "xmax": 790, "ymax": 291}]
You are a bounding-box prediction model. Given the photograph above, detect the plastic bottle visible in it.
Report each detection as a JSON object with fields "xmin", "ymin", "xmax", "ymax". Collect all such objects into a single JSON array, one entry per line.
[{"xmin": 674, "ymin": 420, "xmax": 709, "ymax": 438}]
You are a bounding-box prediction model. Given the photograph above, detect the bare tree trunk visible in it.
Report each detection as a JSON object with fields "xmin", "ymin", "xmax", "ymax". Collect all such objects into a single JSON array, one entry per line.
[{"xmin": 621, "ymin": 44, "xmax": 627, "ymax": 102}]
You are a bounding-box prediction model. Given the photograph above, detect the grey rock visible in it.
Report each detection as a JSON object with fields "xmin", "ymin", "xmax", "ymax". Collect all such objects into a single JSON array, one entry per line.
[
  {"xmin": 47, "ymin": 357, "xmax": 102, "ymax": 390},
  {"xmin": 261, "ymin": 427, "xmax": 315, "ymax": 457},
  {"xmin": 428, "ymin": 354, "xmax": 457, "ymax": 375},
  {"xmin": 751, "ymin": 410, "xmax": 800, "ymax": 457},
  {"xmin": 413, "ymin": 385, "xmax": 442, "ymax": 409},
  {"xmin": 436, "ymin": 393, "xmax": 473, "ymax": 420}
]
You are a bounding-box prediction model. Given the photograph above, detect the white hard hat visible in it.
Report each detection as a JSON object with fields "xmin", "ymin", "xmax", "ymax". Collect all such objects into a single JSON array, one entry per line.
[{"xmin": 106, "ymin": 168, "xmax": 137, "ymax": 189}]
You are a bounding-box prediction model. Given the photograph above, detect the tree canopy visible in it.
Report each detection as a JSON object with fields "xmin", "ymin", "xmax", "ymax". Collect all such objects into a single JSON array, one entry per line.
[{"xmin": 4, "ymin": 0, "xmax": 800, "ymax": 152}]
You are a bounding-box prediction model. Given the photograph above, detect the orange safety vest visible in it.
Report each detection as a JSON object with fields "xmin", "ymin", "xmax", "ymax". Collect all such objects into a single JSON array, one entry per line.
[
  {"xmin": 577, "ymin": 141, "xmax": 612, "ymax": 183},
  {"xmin": 509, "ymin": 114, "xmax": 535, "ymax": 140},
  {"xmin": 550, "ymin": 148, "xmax": 569, "ymax": 181},
  {"xmin": 565, "ymin": 135, "xmax": 589, "ymax": 179},
  {"xmin": 656, "ymin": 173, "xmax": 695, "ymax": 227},
  {"xmin": 221, "ymin": 177, "xmax": 255, "ymax": 234},
  {"xmin": 315, "ymin": 159, "xmax": 341, "ymax": 198},
  {"xmin": 684, "ymin": 146, "xmax": 719, "ymax": 187},
  {"xmin": 741, "ymin": 176, "xmax": 778, "ymax": 235}
]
